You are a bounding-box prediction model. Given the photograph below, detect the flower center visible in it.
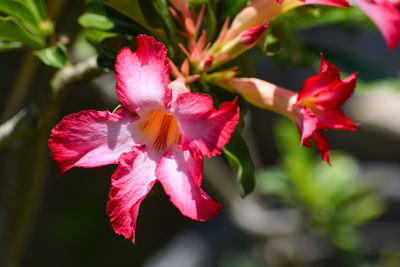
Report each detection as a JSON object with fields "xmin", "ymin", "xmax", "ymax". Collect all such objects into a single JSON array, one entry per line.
[{"xmin": 139, "ymin": 110, "xmax": 180, "ymax": 151}]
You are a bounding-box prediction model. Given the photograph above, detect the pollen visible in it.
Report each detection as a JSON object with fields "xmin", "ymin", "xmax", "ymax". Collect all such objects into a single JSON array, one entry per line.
[{"xmin": 139, "ymin": 110, "xmax": 180, "ymax": 151}]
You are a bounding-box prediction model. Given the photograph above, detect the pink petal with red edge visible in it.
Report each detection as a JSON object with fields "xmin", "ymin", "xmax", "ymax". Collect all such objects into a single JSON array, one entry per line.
[
  {"xmin": 296, "ymin": 106, "xmax": 318, "ymax": 144},
  {"xmin": 49, "ymin": 109, "xmax": 138, "ymax": 174},
  {"xmin": 240, "ymin": 22, "xmax": 269, "ymax": 46},
  {"xmin": 301, "ymin": 0, "xmax": 350, "ymax": 7},
  {"xmin": 313, "ymin": 72, "xmax": 357, "ymax": 109},
  {"xmin": 353, "ymin": 0, "xmax": 400, "ymax": 50},
  {"xmin": 172, "ymin": 93, "xmax": 239, "ymax": 158},
  {"xmin": 310, "ymin": 131, "xmax": 331, "ymax": 163},
  {"xmin": 156, "ymin": 149, "xmax": 221, "ymax": 221},
  {"xmin": 315, "ymin": 108, "xmax": 358, "ymax": 130},
  {"xmin": 115, "ymin": 35, "xmax": 172, "ymax": 114},
  {"xmin": 296, "ymin": 55, "xmax": 342, "ymax": 104},
  {"xmin": 167, "ymin": 80, "xmax": 190, "ymax": 103},
  {"xmin": 106, "ymin": 147, "xmax": 160, "ymax": 243}
]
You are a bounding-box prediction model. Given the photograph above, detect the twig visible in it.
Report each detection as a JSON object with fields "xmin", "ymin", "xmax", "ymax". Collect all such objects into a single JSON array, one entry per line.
[{"xmin": 1, "ymin": 54, "xmax": 40, "ymax": 120}]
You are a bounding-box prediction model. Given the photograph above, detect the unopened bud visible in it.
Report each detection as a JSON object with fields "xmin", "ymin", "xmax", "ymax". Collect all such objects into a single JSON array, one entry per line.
[
  {"xmin": 39, "ymin": 19, "xmax": 54, "ymax": 37},
  {"xmin": 210, "ymin": 23, "xmax": 268, "ymax": 69},
  {"xmin": 201, "ymin": 56, "xmax": 215, "ymax": 70},
  {"xmin": 240, "ymin": 22, "xmax": 268, "ymax": 46},
  {"xmin": 226, "ymin": 0, "xmax": 302, "ymax": 39}
]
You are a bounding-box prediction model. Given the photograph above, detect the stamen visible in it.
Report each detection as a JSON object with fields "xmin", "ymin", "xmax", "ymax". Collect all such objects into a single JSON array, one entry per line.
[{"xmin": 140, "ymin": 111, "xmax": 180, "ymax": 151}]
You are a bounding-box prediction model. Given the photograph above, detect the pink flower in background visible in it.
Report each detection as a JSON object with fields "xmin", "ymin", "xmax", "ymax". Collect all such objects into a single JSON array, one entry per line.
[
  {"xmin": 226, "ymin": 0, "xmax": 349, "ymax": 39},
  {"xmin": 49, "ymin": 35, "xmax": 239, "ymax": 242},
  {"xmin": 304, "ymin": 0, "xmax": 400, "ymax": 49},
  {"xmin": 352, "ymin": 0, "xmax": 400, "ymax": 50},
  {"xmin": 293, "ymin": 55, "xmax": 358, "ymax": 163},
  {"xmin": 301, "ymin": 0, "xmax": 400, "ymax": 49},
  {"xmin": 228, "ymin": 0, "xmax": 400, "ymax": 50},
  {"xmin": 300, "ymin": 0, "xmax": 350, "ymax": 7}
]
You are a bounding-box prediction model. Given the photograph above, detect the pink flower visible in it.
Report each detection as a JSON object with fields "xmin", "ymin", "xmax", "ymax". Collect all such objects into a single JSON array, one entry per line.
[
  {"xmin": 352, "ymin": 0, "xmax": 400, "ymax": 50},
  {"xmin": 299, "ymin": 0, "xmax": 350, "ymax": 7},
  {"xmin": 293, "ymin": 54, "xmax": 358, "ymax": 163},
  {"xmin": 229, "ymin": 0, "xmax": 399, "ymax": 50},
  {"xmin": 299, "ymin": 0, "xmax": 400, "ymax": 49},
  {"xmin": 49, "ymin": 35, "xmax": 239, "ymax": 243},
  {"xmin": 226, "ymin": 0, "xmax": 349, "ymax": 39}
]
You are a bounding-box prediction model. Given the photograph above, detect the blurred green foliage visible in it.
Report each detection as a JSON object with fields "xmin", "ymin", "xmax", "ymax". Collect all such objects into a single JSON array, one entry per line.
[
  {"xmin": 0, "ymin": 0, "xmax": 69, "ymax": 68},
  {"xmin": 257, "ymin": 119, "xmax": 384, "ymax": 251}
]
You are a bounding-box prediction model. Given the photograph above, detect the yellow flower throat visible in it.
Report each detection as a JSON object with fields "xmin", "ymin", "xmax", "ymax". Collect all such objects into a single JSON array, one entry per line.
[{"xmin": 140, "ymin": 110, "xmax": 180, "ymax": 151}]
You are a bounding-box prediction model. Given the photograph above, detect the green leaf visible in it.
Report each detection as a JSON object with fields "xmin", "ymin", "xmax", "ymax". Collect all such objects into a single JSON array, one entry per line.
[
  {"xmin": 150, "ymin": 0, "xmax": 184, "ymax": 58},
  {"xmin": 223, "ymin": 131, "xmax": 255, "ymax": 197},
  {"xmin": 205, "ymin": 0, "xmax": 217, "ymax": 41},
  {"xmin": 15, "ymin": 0, "xmax": 46, "ymax": 21},
  {"xmin": 79, "ymin": 1, "xmax": 147, "ymax": 35},
  {"xmin": 152, "ymin": 0, "xmax": 176, "ymax": 36},
  {"xmin": 34, "ymin": 44, "xmax": 67, "ymax": 68},
  {"xmin": 97, "ymin": 35, "xmax": 133, "ymax": 59},
  {"xmin": 215, "ymin": 0, "xmax": 249, "ymax": 25},
  {"xmin": 0, "ymin": 16, "xmax": 44, "ymax": 47},
  {"xmin": 106, "ymin": 0, "xmax": 148, "ymax": 28},
  {"xmin": 31, "ymin": 0, "xmax": 46, "ymax": 19},
  {"xmin": 0, "ymin": 0, "xmax": 41, "ymax": 33},
  {"xmin": 0, "ymin": 40, "xmax": 23, "ymax": 51},
  {"xmin": 105, "ymin": 0, "xmax": 168, "ymax": 43},
  {"xmin": 84, "ymin": 29, "xmax": 118, "ymax": 45}
]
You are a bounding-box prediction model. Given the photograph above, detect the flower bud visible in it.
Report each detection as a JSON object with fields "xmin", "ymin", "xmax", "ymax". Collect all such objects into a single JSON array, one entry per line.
[
  {"xmin": 210, "ymin": 23, "xmax": 268, "ymax": 69},
  {"xmin": 226, "ymin": 0, "xmax": 302, "ymax": 39}
]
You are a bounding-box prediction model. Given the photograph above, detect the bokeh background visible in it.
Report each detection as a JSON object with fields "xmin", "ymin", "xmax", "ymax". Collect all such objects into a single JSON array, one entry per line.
[{"xmin": 1, "ymin": 0, "xmax": 400, "ymax": 266}]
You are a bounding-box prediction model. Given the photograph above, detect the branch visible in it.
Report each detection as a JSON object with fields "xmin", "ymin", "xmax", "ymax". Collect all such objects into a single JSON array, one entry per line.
[
  {"xmin": 0, "ymin": 57, "xmax": 103, "ymax": 149},
  {"xmin": 50, "ymin": 56, "xmax": 102, "ymax": 94}
]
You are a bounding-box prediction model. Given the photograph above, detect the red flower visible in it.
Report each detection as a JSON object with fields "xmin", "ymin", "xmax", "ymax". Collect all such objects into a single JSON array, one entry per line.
[
  {"xmin": 293, "ymin": 54, "xmax": 358, "ymax": 163},
  {"xmin": 49, "ymin": 35, "xmax": 239, "ymax": 243}
]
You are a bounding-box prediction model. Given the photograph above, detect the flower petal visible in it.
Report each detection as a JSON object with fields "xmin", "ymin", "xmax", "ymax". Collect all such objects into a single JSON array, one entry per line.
[
  {"xmin": 310, "ymin": 131, "xmax": 331, "ymax": 163},
  {"xmin": 156, "ymin": 149, "xmax": 221, "ymax": 221},
  {"xmin": 313, "ymin": 72, "xmax": 357, "ymax": 109},
  {"xmin": 353, "ymin": 0, "xmax": 400, "ymax": 50},
  {"xmin": 106, "ymin": 148, "xmax": 160, "ymax": 243},
  {"xmin": 172, "ymin": 93, "xmax": 239, "ymax": 158},
  {"xmin": 296, "ymin": 55, "xmax": 342, "ymax": 104},
  {"xmin": 302, "ymin": 0, "xmax": 350, "ymax": 8},
  {"xmin": 49, "ymin": 109, "xmax": 138, "ymax": 174},
  {"xmin": 315, "ymin": 108, "xmax": 358, "ymax": 130},
  {"xmin": 296, "ymin": 106, "xmax": 318, "ymax": 144},
  {"xmin": 167, "ymin": 80, "xmax": 190, "ymax": 103},
  {"xmin": 115, "ymin": 35, "xmax": 172, "ymax": 114}
]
